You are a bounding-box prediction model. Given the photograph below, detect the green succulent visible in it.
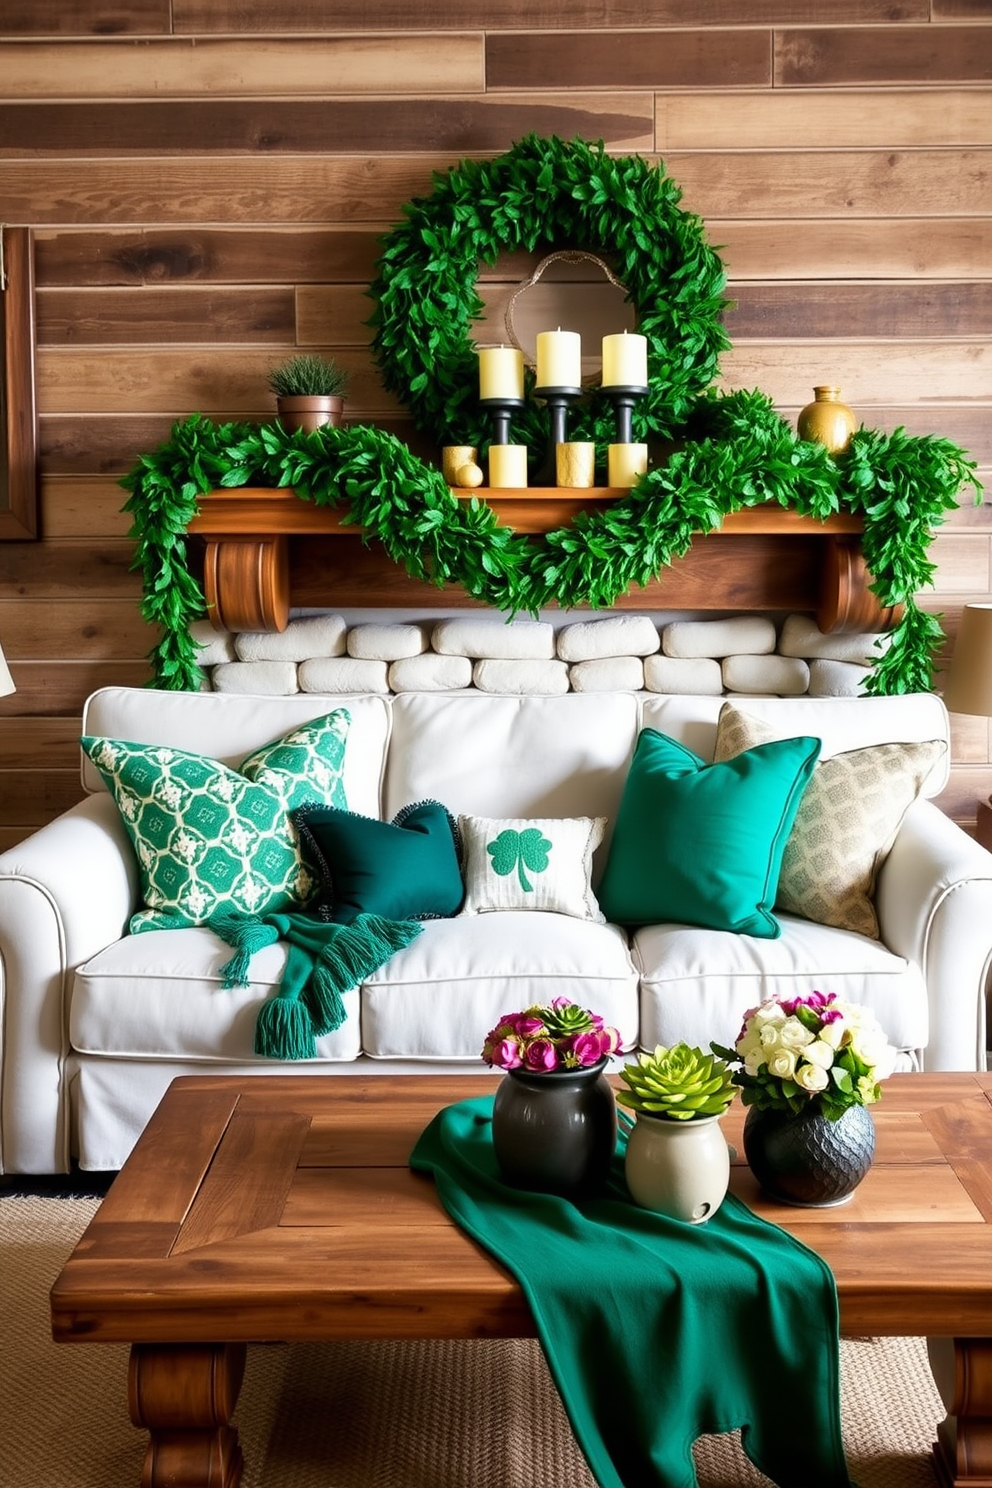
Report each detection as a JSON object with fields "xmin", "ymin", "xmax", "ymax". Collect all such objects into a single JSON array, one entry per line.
[
  {"xmin": 267, "ymin": 353, "xmax": 351, "ymax": 399},
  {"xmin": 618, "ymin": 1043, "xmax": 735, "ymax": 1121},
  {"xmin": 540, "ymin": 1000, "xmax": 596, "ymax": 1040}
]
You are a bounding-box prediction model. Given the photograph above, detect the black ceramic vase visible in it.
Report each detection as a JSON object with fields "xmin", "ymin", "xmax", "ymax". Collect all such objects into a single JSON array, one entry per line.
[
  {"xmin": 491, "ymin": 1060, "xmax": 617, "ymax": 1198},
  {"xmin": 743, "ymin": 1101, "xmax": 875, "ymax": 1208}
]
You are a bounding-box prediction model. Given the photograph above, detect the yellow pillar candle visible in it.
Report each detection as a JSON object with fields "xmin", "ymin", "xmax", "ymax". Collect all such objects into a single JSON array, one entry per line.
[
  {"xmin": 602, "ymin": 330, "xmax": 648, "ymax": 388},
  {"xmin": 608, "ymin": 443, "xmax": 648, "ymax": 488},
  {"xmin": 536, "ymin": 328, "xmax": 582, "ymax": 389},
  {"xmin": 478, "ymin": 345, "xmax": 524, "ymax": 400},
  {"xmin": 488, "ymin": 444, "xmax": 528, "ymax": 488}
]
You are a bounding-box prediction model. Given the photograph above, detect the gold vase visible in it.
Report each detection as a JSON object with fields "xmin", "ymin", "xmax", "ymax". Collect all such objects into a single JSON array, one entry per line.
[{"xmin": 797, "ymin": 386, "xmax": 857, "ymax": 454}]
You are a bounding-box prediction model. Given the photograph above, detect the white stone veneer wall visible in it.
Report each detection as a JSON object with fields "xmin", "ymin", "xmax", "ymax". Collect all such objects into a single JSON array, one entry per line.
[{"xmin": 193, "ymin": 611, "xmax": 888, "ymax": 699}]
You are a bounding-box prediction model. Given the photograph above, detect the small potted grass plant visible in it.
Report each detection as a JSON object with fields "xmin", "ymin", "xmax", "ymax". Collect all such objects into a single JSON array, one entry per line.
[
  {"xmin": 619, "ymin": 1042, "xmax": 736, "ymax": 1223},
  {"xmin": 268, "ymin": 353, "xmax": 351, "ymax": 433}
]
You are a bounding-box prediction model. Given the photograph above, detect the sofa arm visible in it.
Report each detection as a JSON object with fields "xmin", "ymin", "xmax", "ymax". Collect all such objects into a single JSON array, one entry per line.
[
  {"xmin": 876, "ymin": 799, "xmax": 992, "ymax": 1072},
  {"xmin": 0, "ymin": 795, "xmax": 138, "ymax": 1173}
]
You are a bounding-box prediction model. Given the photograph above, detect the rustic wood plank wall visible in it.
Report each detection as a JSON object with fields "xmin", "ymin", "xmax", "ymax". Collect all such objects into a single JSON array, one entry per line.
[{"xmin": 0, "ymin": 0, "xmax": 990, "ymax": 848}]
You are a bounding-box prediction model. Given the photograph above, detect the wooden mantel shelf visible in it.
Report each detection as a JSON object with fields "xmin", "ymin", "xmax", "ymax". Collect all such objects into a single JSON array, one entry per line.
[{"xmin": 187, "ymin": 487, "xmax": 895, "ymax": 636}]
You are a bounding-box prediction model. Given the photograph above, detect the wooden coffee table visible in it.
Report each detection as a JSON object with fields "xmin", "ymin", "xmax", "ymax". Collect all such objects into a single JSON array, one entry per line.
[{"xmin": 50, "ymin": 1072, "xmax": 992, "ymax": 1488}]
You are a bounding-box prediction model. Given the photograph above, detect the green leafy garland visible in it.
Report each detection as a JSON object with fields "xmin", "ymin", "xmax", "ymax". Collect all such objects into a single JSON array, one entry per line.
[
  {"xmin": 369, "ymin": 133, "xmax": 730, "ymax": 456},
  {"xmin": 124, "ymin": 395, "xmax": 979, "ymax": 693},
  {"xmin": 122, "ymin": 135, "xmax": 981, "ymax": 693}
]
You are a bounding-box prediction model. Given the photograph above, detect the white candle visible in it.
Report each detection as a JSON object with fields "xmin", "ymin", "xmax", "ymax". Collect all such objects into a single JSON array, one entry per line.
[
  {"xmin": 602, "ymin": 331, "xmax": 648, "ymax": 388},
  {"xmin": 478, "ymin": 345, "xmax": 524, "ymax": 400},
  {"xmin": 488, "ymin": 444, "xmax": 528, "ymax": 488},
  {"xmin": 536, "ymin": 328, "xmax": 581, "ymax": 389},
  {"xmin": 608, "ymin": 443, "xmax": 648, "ymax": 488}
]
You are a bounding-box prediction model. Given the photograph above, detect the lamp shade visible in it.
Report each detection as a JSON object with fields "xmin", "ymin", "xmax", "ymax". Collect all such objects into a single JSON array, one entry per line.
[
  {"xmin": 943, "ymin": 603, "xmax": 992, "ymax": 717},
  {"xmin": 0, "ymin": 637, "xmax": 13, "ymax": 698}
]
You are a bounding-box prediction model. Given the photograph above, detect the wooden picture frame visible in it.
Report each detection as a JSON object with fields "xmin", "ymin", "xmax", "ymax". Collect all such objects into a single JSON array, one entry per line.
[{"xmin": 0, "ymin": 226, "xmax": 39, "ymax": 540}]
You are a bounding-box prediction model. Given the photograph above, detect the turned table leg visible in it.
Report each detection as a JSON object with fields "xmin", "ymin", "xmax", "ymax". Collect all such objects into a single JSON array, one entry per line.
[
  {"xmin": 929, "ymin": 1338, "xmax": 992, "ymax": 1487},
  {"xmin": 128, "ymin": 1342, "xmax": 247, "ymax": 1488}
]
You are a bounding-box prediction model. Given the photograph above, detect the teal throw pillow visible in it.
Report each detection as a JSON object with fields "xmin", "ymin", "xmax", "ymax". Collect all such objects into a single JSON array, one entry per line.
[
  {"xmin": 292, "ymin": 799, "xmax": 464, "ymax": 925},
  {"xmin": 597, "ymin": 728, "xmax": 821, "ymax": 938},
  {"xmin": 82, "ymin": 709, "xmax": 351, "ymax": 933}
]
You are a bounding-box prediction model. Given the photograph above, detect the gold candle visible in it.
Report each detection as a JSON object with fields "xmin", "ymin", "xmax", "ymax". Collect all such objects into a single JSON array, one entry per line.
[
  {"xmin": 556, "ymin": 442, "xmax": 596, "ymax": 488},
  {"xmin": 442, "ymin": 445, "xmax": 478, "ymax": 484},
  {"xmin": 488, "ymin": 444, "xmax": 528, "ymax": 488},
  {"xmin": 608, "ymin": 443, "xmax": 648, "ymax": 488}
]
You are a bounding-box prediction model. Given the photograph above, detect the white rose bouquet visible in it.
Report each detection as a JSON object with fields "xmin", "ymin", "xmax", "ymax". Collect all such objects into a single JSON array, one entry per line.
[{"xmin": 713, "ymin": 991, "xmax": 897, "ymax": 1121}]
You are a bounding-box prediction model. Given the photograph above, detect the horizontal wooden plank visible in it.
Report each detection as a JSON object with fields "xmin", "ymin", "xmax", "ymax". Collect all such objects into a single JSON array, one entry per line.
[
  {"xmin": 933, "ymin": 766, "xmax": 991, "ymax": 829},
  {"xmin": 0, "ymin": 661, "xmax": 153, "ymax": 717},
  {"xmin": 930, "ymin": 533, "xmax": 992, "ymax": 593},
  {"xmin": 777, "ymin": 27, "xmax": 992, "ymax": 86},
  {"xmin": 0, "ymin": 1, "xmax": 169, "ymax": 35},
  {"xmin": 658, "ymin": 88, "xmax": 992, "ymax": 150},
  {"xmin": 0, "ymin": 36, "xmax": 482, "ymax": 98},
  {"xmin": 724, "ymin": 282, "xmax": 992, "ymax": 339},
  {"xmin": 486, "ymin": 29, "xmax": 771, "ymax": 89},
  {"xmin": 0, "ymin": 599, "xmax": 159, "ymax": 659},
  {"xmin": 719, "ymin": 342, "xmax": 992, "ymax": 406},
  {"xmin": 38, "ymin": 413, "xmax": 435, "ymax": 476},
  {"xmin": 172, "ymin": 1, "xmax": 930, "ymax": 30},
  {"xmin": 37, "ymin": 286, "xmax": 296, "ymax": 346},
  {"xmin": 0, "ymin": 541, "xmax": 142, "ymax": 597},
  {"xmin": 0, "ymin": 827, "xmax": 31, "ymax": 852},
  {"xmin": 0, "ymin": 717, "xmax": 83, "ymax": 770},
  {"xmin": 297, "ymin": 285, "xmax": 378, "ymax": 348},
  {"xmin": 712, "ymin": 219, "xmax": 992, "ymax": 281},
  {"xmin": 948, "ymin": 711, "xmax": 991, "ymax": 767},
  {"xmin": 0, "ymin": 95, "xmax": 653, "ymax": 157},
  {"xmin": 42, "ymin": 477, "xmax": 134, "ymax": 539},
  {"xmin": 36, "ymin": 347, "xmax": 402, "ymax": 416},
  {"xmin": 34, "ymin": 227, "xmax": 382, "ymax": 288},
  {"xmin": 933, "ymin": 0, "xmax": 992, "ymax": 14},
  {"xmin": 0, "ymin": 771, "xmax": 87, "ymax": 828},
  {"xmin": 667, "ymin": 148, "xmax": 992, "ymax": 218}
]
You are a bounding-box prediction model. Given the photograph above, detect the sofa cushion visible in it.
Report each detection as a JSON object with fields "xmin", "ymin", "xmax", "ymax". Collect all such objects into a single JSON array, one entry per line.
[
  {"xmin": 71, "ymin": 927, "xmax": 361, "ymax": 1062},
  {"xmin": 633, "ymin": 913, "xmax": 928, "ymax": 1059},
  {"xmin": 360, "ymin": 913, "xmax": 639, "ymax": 1060},
  {"xmin": 714, "ymin": 702, "xmax": 946, "ymax": 938},
  {"xmin": 458, "ymin": 814, "xmax": 605, "ymax": 920},
  {"xmin": 597, "ymin": 728, "xmax": 821, "ymax": 938},
  {"xmin": 82, "ymin": 709, "xmax": 351, "ymax": 932},
  {"xmin": 293, "ymin": 799, "xmax": 464, "ymax": 924}
]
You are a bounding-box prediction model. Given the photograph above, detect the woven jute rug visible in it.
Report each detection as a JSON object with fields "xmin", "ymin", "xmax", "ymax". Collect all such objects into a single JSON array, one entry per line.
[{"xmin": 2, "ymin": 1195, "xmax": 945, "ymax": 1487}]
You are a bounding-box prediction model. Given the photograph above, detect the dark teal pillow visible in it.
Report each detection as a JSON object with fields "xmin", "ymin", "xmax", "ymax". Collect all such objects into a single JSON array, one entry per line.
[
  {"xmin": 292, "ymin": 799, "xmax": 464, "ymax": 925},
  {"xmin": 597, "ymin": 728, "xmax": 821, "ymax": 938}
]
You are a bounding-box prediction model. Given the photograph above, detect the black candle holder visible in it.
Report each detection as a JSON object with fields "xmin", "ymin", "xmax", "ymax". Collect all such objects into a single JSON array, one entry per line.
[
  {"xmin": 533, "ymin": 384, "xmax": 582, "ymax": 485},
  {"xmin": 479, "ymin": 396, "xmax": 526, "ymax": 447},
  {"xmin": 602, "ymin": 384, "xmax": 649, "ymax": 448}
]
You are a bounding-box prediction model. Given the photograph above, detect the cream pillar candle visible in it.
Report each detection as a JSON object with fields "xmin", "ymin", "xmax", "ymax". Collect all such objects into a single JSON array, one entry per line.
[
  {"xmin": 608, "ymin": 443, "xmax": 648, "ymax": 487},
  {"xmin": 602, "ymin": 330, "xmax": 648, "ymax": 388},
  {"xmin": 489, "ymin": 444, "xmax": 528, "ymax": 488},
  {"xmin": 478, "ymin": 346, "xmax": 524, "ymax": 400},
  {"xmin": 536, "ymin": 328, "xmax": 581, "ymax": 389},
  {"xmin": 556, "ymin": 442, "xmax": 596, "ymax": 488}
]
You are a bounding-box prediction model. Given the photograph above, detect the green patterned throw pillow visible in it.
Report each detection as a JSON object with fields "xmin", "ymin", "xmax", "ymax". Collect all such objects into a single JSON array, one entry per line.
[
  {"xmin": 458, "ymin": 815, "xmax": 606, "ymax": 920},
  {"xmin": 82, "ymin": 710, "xmax": 351, "ymax": 933}
]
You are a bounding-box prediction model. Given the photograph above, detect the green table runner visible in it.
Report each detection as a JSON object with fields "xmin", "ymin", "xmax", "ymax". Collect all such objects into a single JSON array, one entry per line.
[{"xmin": 410, "ymin": 1097, "xmax": 856, "ymax": 1488}]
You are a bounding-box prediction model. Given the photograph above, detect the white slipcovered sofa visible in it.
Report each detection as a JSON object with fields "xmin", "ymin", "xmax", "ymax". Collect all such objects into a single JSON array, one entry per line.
[{"xmin": 1, "ymin": 683, "xmax": 991, "ymax": 1175}]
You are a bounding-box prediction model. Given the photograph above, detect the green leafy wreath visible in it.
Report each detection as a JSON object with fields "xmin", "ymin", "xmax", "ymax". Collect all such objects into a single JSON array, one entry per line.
[{"xmin": 122, "ymin": 135, "xmax": 981, "ymax": 694}]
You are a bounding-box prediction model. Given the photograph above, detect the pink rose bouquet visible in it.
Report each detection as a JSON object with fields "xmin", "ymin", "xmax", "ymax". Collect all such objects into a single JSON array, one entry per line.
[{"xmin": 482, "ymin": 997, "xmax": 622, "ymax": 1073}]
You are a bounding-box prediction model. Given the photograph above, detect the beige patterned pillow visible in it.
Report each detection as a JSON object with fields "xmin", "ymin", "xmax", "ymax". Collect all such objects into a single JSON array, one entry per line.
[{"xmin": 714, "ymin": 703, "xmax": 946, "ymax": 938}]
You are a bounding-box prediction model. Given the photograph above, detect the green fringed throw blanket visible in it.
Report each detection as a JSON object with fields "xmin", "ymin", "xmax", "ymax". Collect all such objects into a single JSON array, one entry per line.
[
  {"xmin": 411, "ymin": 1098, "xmax": 856, "ymax": 1488},
  {"xmin": 209, "ymin": 909, "xmax": 422, "ymax": 1060}
]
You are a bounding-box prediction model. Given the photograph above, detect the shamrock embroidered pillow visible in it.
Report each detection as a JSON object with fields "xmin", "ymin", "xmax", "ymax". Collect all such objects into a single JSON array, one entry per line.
[
  {"xmin": 458, "ymin": 815, "xmax": 606, "ymax": 921},
  {"xmin": 81, "ymin": 709, "xmax": 351, "ymax": 934}
]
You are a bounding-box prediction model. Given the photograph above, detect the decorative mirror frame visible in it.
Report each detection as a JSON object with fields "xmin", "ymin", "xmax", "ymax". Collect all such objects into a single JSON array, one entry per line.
[{"xmin": 0, "ymin": 225, "xmax": 39, "ymax": 540}]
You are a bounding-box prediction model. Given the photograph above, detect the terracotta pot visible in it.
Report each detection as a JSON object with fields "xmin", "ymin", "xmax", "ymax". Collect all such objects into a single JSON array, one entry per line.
[
  {"xmin": 624, "ymin": 1112, "xmax": 731, "ymax": 1224},
  {"xmin": 491, "ymin": 1060, "xmax": 617, "ymax": 1198},
  {"xmin": 276, "ymin": 395, "xmax": 345, "ymax": 434}
]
